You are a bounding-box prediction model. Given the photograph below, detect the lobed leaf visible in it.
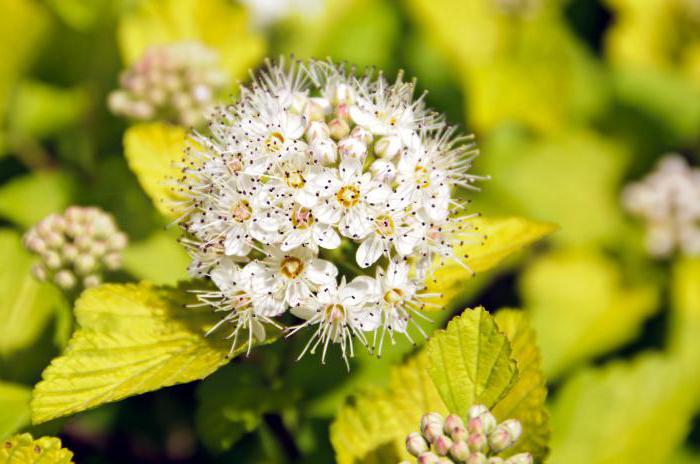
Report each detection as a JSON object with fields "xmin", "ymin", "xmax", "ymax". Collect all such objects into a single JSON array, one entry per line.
[
  {"xmin": 426, "ymin": 307, "xmax": 517, "ymax": 413},
  {"xmin": 1, "ymin": 433, "xmax": 73, "ymax": 464},
  {"xmin": 493, "ymin": 310, "xmax": 549, "ymax": 461},
  {"xmin": 123, "ymin": 122, "xmax": 188, "ymax": 219},
  {"xmin": 425, "ymin": 216, "xmax": 556, "ymax": 309},
  {"xmin": 31, "ymin": 282, "xmax": 271, "ymax": 424}
]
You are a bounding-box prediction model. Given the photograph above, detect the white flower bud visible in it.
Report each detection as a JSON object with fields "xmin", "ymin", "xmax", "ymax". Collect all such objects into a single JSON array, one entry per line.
[
  {"xmin": 504, "ymin": 454, "xmax": 532, "ymax": 464},
  {"xmin": 83, "ymin": 274, "xmax": 102, "ymax": 288},
  {"xmin": 54, "ymin": 270, "xmax": 76, "ymax": 289},
  {"xmin": 421, "ymin": 413, "xmax": 445, "ymax": 431},
  {"xmin": 422, "ymin": 422, "xmax": 444, "ymax": 445},
  {"xmin": 103, "ymin": 252, "xmax": 123, "ymax": 270},
  {"xmin": 43, "ymin": 251, "xmax": 62, "ymax": 270},
  {"xmin": 31, "ymin": 264, "xmax": 48, "ymax": 281},
  {"xmin": 351, "ymin": 126, "xmax": 373, "ymax": 144},
  {"xmin": 309, "ymin": 138, "xmax": 337, "ymax": 165},
  {"xmin": 406, "ymin": 432, "xmax": 429, "ymax": 457},
  {"xmin": 304, "ymin": 97, "xmax": 330, "ymax": 121},
  {"xmin": 375, "ymin": 136, "xmax": 402, "ymax": 158},
  {"xmin": 488, "ymin": 458, "xmax": 505, "ymax": 464},
  {"xmin": 488, "ymin": 419, "xmax": 522, "ymax": 453},
  {"xmin": 75, "ymin": 254, "xmax": 97, "ymax": 274},
  {"xmin": 337, "ymin": 137, "xmax": 367, "ymax": 160},
  {"xmin": 306, "ymin": 121, "xmax": 330, "ymax": 141},
  {"xmin": 370, "ymin": 159, "xmax": 396, "ymax": 183},
  {"xmin": 332, "ymin": 83, "xmax": 355, "ymax": 106},
  {"xmin": 45, "ymin": 231, "xmax": 65, "ymax": 249},
  {"xmin": 328, "ymin": 118, "xmax": 350, "ymax": 140},
  {"xmin": 108, "ymin": 232, "xmax": 128, "ymax": 250}
]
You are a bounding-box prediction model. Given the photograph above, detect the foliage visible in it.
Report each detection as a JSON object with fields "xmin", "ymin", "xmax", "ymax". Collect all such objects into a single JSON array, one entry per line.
[{"xmin": 1, "ymin": 433, "xmax": 74, "ymax": 464}]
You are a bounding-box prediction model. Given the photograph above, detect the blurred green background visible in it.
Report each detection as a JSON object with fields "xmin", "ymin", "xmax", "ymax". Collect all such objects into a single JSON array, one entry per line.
[{"xmin": 1, "ymin": 0, "xmax": 700, "ymax": 462}]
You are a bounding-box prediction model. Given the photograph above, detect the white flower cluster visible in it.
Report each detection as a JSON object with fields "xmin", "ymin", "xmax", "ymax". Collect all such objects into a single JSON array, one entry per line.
[
  {"xmin": 622, "ymin": 154, "xmax": 700, "ymax": 257},
  {"xmin": 176, "ymin": 58, "xmax": 482, "ymax": 366},
  {"xmin": 108, "ymin": 41, "xmax": 228, "ymax": 127},
  {"xmin": 23, "ymin": 206, "xmax": 128, "ymax": 290},
  {"xmin": 401, "ymin": 406, "xmax": 531, "ymax": 464}
]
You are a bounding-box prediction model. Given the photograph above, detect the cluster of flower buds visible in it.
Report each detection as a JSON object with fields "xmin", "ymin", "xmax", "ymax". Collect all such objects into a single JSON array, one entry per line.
[
  {"xmin": 23, "ymin": 206, "xmax": 128, "ymax": 290},
  {"xmin": 491, "ymin": 0, "xmax": 540, "ymax": 17},
  {"xmin": 108, "ymin": 41, "xmax": 229, "ymax": 127},
  {"xmin": 400, "ymin": 405, "xmax": 532, "ymax": 464},
  {"xmin": 178, "ymin": 58, "xmax": 483, "ymax": 366},
  {"xmin": 622, "ymin": 154, "xmax": 700, "ymax": 257}
]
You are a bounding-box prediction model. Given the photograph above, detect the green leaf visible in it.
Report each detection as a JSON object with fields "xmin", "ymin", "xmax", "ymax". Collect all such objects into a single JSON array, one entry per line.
[
  {"xmin": 331, "ymin": 351, "xmax": 447, "ymax": 463},
  {"xmin": 0, "ymin": 433, "xmax": 74, "ymax": 464},
  {"xmin": 0, "ymin": 382, "xmax": 31, "ymax": 440},
  {"xmin": 424, "ymin": 216, "xmax": 556, "ymax": 308},
  {"xmin": 670, "ymin": 258, "xmax": 700, "ymax": 357},
  {"xmin": 123, "ymin": 122, "xmax": 188, "ymax": 219},
  {"xmin": 477, "ymin": 129, "xmax": 629, "ymax": 246},
  {"xmin": 195, "ymin": 364, "xmax": 292, "ymax": 453},
  {"xmin": 122, "ymin": 230, "xmax": 190, "ymax": 285},
  {"xmin": 548, "ymin": 354, "xmax": 694, "ymax": 464},
  {"xmin": 7, "ymin": 81, "xmax": 89, "ymax": 140},
  {"xmin": 0, "ymin": 230, "xmax": 66, "ymax": 358},
  {"xmin": 31, "ymin": 282, "xmax": 275, "ymax": 424},
  {"xmin": 0, "ymin": 0, "xmax": 49, "ymax": 155},
  {"xmin": 426, "ymin": 307, "xmax": 517, "ymax": 414},
  {"xmin": 0, "ymin": 172, "xmax": 73, "ymax": 229},
  {"xmin": 331, "ymin": 308, "xmax": 549, "ymax": 463},
  {"xmin": 493, "ymin": 310, "xmax": 549, "ymax": 461},
  {"xmin": 521, "ymin": 248, "xmax": 659, "ymax": 379}
]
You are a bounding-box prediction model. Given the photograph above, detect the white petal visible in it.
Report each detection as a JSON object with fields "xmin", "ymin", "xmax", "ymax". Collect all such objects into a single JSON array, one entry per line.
[
  {"xmin": 286, "ymin": 281, "xmax": 311, "ymax": 307},
  {"xmin": 339, "ymin": 157, "xmax": 362, "ymax": 183},
  {"xmin": 313, "ymin": 225, "xmax": 341, "ymax": 249},
  {"xmin": 386, "ymin": 259, "xmax": 409, "ymax": 288},
  {"xmin": 351, "ymin": 307, "xmax": 381, "ymax": 332},
  {"xmin": 296, "ymin": 188, "xmax": 318, "ymax": 208},
  {"xmin": 356, "ymin": 235, "xmax": 385, "ymax": 268},
  {"xmin": 251, "ymin": 318, "xmax": 267, "ymax": 342},
  {"xmin": 224, "ymin": 227, "xmax": 251, "ymax": 256},
  {"xmin": 209, "ymin": 259, "xmax": 238, "ymax": 294},
  {"xmin": 340, "ymin": 276, "xmax": 375, "ymax": 306},
  {"xmin": 394, "ymin": 231, "xmax": 419, "ymax": 256},
  {"xmin": 314, "ymin": 202, "xmax": 342, "ymax": 224},
  {"xmin": 282, "ymin": 229, "xmax": 309, "ymax": 251},
  {"xmin": 254, "ymin": 295, "xmax": 286, "ymax": 317},
  {"xmin": 365, "ymin": 183, "xmax": 391, "ymax": 205},
  {"xmin": 307, "ymin": 259, "xmax": 338, "ymax": 285},
  {"xmin": 316, "ymin": 281, "xmax": 339, "ymax": 304},
  {"xmin": 341, "ymin": 208, "xmax": 372, "ymax": 239}
]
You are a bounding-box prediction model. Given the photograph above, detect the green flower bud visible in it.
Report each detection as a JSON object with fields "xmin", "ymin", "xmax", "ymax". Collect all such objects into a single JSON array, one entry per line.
[{"xmin": 328, "ymin": 118, "xmax": 350, "ymax": 140}]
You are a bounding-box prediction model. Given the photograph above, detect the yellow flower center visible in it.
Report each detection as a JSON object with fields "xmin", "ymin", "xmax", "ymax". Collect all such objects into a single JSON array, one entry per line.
[
  {"xmin": 336, "ymin": 185, "xmax": 361, "ymax": 208},
  {"xmin": 291, "ymin": 207, "xmax": 314, "ymax": 230},
  {"xmin": 324, "ymin": 303, "xmax": 346, "ymax": 323},
  {"xmin": 374, "ymin": 215, "xmax": 395, "ymax": 236},
  {"xmin": 227, "ymin": 158, "xmax": 243, "ymax": 175},
  {"xmin": 231, "ymin": 200, "xmax": 252, "ymax": 222},
  {"xmin": 286, "ymin": 170, "xmax": 306, "ymax": 189},
  {"xmin": 265, "ymin": 132, "xmax": 285, "ymax": 153},
  {"xmin": 415, "ymin": 165, "xmax": 431, "ymax": 189},
  {"xmin": 383, "ymin": 288, "xmax": 404, "ymax": 304},
  {"xmin": 280, "ymin": 256, "xmax": 304, "ymax": 279}
]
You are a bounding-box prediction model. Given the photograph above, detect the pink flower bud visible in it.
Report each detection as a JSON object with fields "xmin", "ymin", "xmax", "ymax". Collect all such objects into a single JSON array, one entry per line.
[
  {"xmin": 351, "ymin": 126, "xmax": 373, "ymax": 144},
  {"xmin": 488, "ymin": 420, "xmax": 521, "ymax": 453},
  {"xmin": 337, "ymin": 137, "xmax": 367, "ymax": 160},
  {"xmin": 487, "ymin": 458, "xmax": 505, "ymax": 464},
  {"xmin": 422, "ymin": 422, "xmax": 444, "ymax": 444},
  {"xmin": 54, "ymin": 270, "xmax": 76, "ymax": 290},
  {"xmin": 375, "ymin": 136, "xmax": 402, "ymax": 158},
  {"xmin": 83, "ymin": 274, "xmax": 102, "ymax": 288},
  {"xmin": 306, "ymin": 121, "xmax": 330, "ymax": 141},
  {"xmin": 466, "ymin": 452, "xmax": 487, "ymax": 464},
  {"xmin": 467, "ymin": 432, "xmax": 487, "ymax": 452},
  {"xmin": 433, "ymin": 435, "xmax": 453, "ymax": 456},
  {"xmin": 444, "ymin": 414, "xmax": 466, "ymax": 435},
  {"xmin": 417, "ymin": 452, "xmax": 440, "ymax": 464},
  {"xmin": 328, "ymin": 118, "xmax": 350, "ymax": 140},
  {"xmin": 449, "ymin": 440, "xmax": 470, "ymax": 461},
  {"xmin": 450, "ymin": 425, "xmax": 468, "ymax": 443}
]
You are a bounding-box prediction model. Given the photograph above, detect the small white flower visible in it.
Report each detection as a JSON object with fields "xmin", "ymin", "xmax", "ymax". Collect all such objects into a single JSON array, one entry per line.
[
  {"xmin": 254, "ymin": 246, "xmax": 338, "ymax": 308},
  {"xmin": 288, "ymin": 276, "xmax": 378, "ymax": 368}
]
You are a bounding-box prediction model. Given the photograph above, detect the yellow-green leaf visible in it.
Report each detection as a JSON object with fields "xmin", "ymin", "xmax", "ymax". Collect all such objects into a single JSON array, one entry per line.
[
  {"xmin": 31, "ymin": 282, "xmax": 271, "ymax": 424},
  {"xmin": 426, "ymin": 307, "xmax": 517, "ymax": 413},
  {"xmin": 0, "ymin": 172, "xmax": 73, "ymax": 229},
  {"xmin": 122, "ymin": 230, "xmax": 190, "ymax": 285},
  {"xmin": 493, "ymin": 310, "xmax": 549, "ymax": 461},
  {"xmin": 0, "ymin": 383, "xmax": 31, "ymax": 440},
  {"xmin": 549, "ymin": 354, "xmax": 694, "ymax": 464},
  {"xmin": 670, "ymin": 258, "xmax": 700, "ymax": 359},
  {"xmin": 123, "ymin": 122, "xmax": 188, "ymax": 218},
  {"xmin": 331, "ymin": 351, "xmax": 447, "ymax": 463},
  {"xmin": 117, "ymin": 0, "xmax": 264, "ymax": 84},
  {"xmin": 0, "ymin": 230, "xmax": 66, "ymax": 357},
  {"xmin": 1, "ymin": 433, "xmax": 73, "ymax": 464},
  {"xmin": 521, "ymin": 248, "xmax": 659, "ymax": 379},
  {"xmin": 425, "ymin": 216, "xmax": 555, "ymax": 308}
]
